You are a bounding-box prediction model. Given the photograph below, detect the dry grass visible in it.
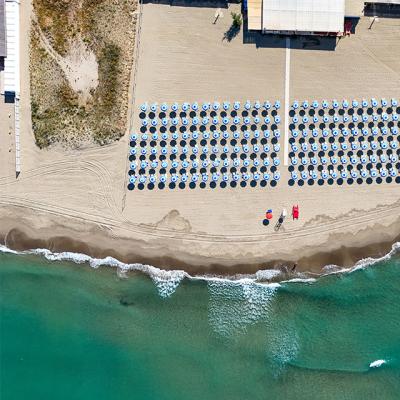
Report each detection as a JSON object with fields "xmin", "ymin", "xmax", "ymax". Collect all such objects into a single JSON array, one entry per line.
[{"xmin": 30, "ymin": 0, "xmax": 137, "ymax": 148}]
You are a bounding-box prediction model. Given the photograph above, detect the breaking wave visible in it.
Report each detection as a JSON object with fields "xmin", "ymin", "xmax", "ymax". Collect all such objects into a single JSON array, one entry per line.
[
  {"xmin": 0, "ymin": 241, "xmax": 399, "ymax": 299},
  {"xmin": 369, "ymin": 359, "xmax": 387, "ymax": 369},
  {"xmin": 207, "ymin": 279, "xmax": 279, "ymax": 337}
]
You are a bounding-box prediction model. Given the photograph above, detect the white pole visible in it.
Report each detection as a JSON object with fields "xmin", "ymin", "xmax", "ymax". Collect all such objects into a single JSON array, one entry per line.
[{"xmin": 284, "ymin": 37, "xmax": 291, "ymax": 166}]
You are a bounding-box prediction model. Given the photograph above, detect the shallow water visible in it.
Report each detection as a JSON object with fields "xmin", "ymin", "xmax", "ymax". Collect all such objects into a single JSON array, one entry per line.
[{"xmin": 1, "ymin": 250, "xmax": 399, "ymax": 399}]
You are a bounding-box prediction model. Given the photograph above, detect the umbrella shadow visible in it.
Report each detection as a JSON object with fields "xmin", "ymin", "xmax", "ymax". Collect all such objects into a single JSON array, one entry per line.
[{"xmin": 223, "ymin": 24, "xmax": 240, "ymax": 42}]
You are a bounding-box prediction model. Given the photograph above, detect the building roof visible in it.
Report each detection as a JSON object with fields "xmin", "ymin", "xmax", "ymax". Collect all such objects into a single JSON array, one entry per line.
[
  {"xmin": 262, "ymin": 0, "xmax": 345, "ymax": 33},
  {"xmin": 0, "ymin": 0, "xmax": 6, "ymax": 58},
  {"xmin": 3, "ymin": 0, "xmax": 20, "ymax": 94},
  {"xmin": 248, "ymin": 0, "xmax": 262, "ymax": 30}
]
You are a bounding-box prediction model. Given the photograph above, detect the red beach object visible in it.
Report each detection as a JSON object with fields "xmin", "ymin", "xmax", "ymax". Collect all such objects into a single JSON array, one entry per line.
[{"xmin": 292, "ymin": 205, "xmax": 299, "ymax": 220}]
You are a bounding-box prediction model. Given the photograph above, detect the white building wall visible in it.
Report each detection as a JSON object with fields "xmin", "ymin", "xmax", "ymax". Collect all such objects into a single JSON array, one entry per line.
[{"xmin": 3, "ymin": 0, "xmax": 20, "ymax": 95}]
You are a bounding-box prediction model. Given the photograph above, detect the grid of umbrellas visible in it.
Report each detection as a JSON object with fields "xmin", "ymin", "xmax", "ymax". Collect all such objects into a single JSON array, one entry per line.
[
  {"xmin": 128, "ymin": 101, "xmax": 282, "ymax": 190},
  {"xmin": 288, "ymin": 98, "xmax": 400, "ymax": 186}
]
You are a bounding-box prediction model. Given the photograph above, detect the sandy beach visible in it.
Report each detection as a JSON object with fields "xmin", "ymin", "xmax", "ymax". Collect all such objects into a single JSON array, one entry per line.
[{"xmin": 0, "ymin": 0, "xmax": 399, "ymax": 276}]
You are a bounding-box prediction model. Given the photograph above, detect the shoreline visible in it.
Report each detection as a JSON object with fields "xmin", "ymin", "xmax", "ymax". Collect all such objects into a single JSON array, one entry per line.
[{"xmin": 1, "ymin": 215, "xmax": 399, "ymax": 278}]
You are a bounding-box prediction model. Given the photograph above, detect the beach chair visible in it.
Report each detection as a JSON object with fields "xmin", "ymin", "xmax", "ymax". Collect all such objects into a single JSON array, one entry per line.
[
  {"xmin": 274, "ymin": 208, "xmax": 287, "ymax": 232},
  {"xmin": 292, "ymin": 205, "xmax": 299, "ymax": 220}
]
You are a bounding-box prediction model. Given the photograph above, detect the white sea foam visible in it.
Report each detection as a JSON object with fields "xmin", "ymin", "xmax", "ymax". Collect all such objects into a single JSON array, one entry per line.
[
  {"xmin": 369, "ymin": 359, "xmax": 387, "ymax": 368},
  {"xmin": 207, "ymin": 279, "xmax": 279, "ymax": 337},
  {"xmin": 1, "ymin": 241, "xmax": 399, "ymax": 298}
]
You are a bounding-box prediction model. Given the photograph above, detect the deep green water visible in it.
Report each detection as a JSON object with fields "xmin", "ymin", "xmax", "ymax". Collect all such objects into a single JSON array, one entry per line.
[{"xmin": 1, "ymin": 248, "xmax": 400, "ymax": 400}]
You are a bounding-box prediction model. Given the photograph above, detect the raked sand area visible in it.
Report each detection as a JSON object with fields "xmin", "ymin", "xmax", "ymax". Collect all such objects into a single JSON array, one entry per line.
[{"xmin": 0, "ymin": 1, "xmax": 399, "ymax": 276}]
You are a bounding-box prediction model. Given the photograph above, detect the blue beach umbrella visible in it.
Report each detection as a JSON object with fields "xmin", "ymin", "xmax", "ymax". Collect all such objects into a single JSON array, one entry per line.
[
  {"xmin": 130, "ymin": 133, "xmax": 138, "ymax": 141},
  {"xmin": 254, "ymin": 130, "xmax": 260, "ymax": 138},
  {"xmin": 293, "ymin": 100, "xmax": 299, "ymax": 109},
  {"xmin": 371, "ymin": 98, "xmax": 378, "ymax": 107},
  {"xmin": 192, "ymin": 102, "xmax": 199, "ymax": 111},
  {"xmin": 213, "ymin": 101, "xmax": 220, "ymax": 111},
  {"xmin": 142, "ymin": 119, "xmax": 149, "ymax": 127},
  {"xmin": 312, "ymin": 100, "xmax": 319, "ymax": 109},
  {"xmin": 160, "ymin": 175, "xmax": 167, "ymax": 183},
  {"xmin": 243, "ymin": 131, "xmax": 250, "ymax": 139},
  {"xmin": 191, "ymin": 174, "xmax": 199, "ymax": 183},
  {"xmin": 213, "ymin": 131, "xmax": 220, "ymax": 139},
  {"xmin": 391, "ymin": 98, "xmax": 398, "ymax": 107},
  {"xmin": 322, "ymin": 100, "xmax": 329, "ymax": 109},
  {"xmin": 192, "ymin": 116, "xmax": 199, "ymax": 125},
  {"xmin": 233, "ymin": 116, "xmax": 240, "ymax": 125},
  {"xmin": 150, "ymin": 103, "xmax": 158, "ymax": 112},
  {"xmin": 332, "ymin": 100, "xmax": 339, "ymax": 109},
  {"xmin": 160, "ymin": 103, "xmax": 168, "ymax": 112},
  {"xmin": 171, "ymin": 103, "xmax": 179, "ymax": 112},
  {"xmin": 342, "ymin": 99, "xmax": 349, "ymax": 108},
  {"xmin": 244, "ymin": 101, "xmax": 251, "ymax": 110},
  {"xmin": 222, "ymin": 117, "xmax": 230, "ymax": 125},
  {"xmin": 223, "ymin": 101, "xmax": 230, "ymax": 111},
  {"xmin": 264, "ymin": 116, "xmax": 271, "ymax": 124},
  {"xmin": 161, "ymin": 117, "xmax": 169, "ymax": 126},
  {"xmin": 254, "ymin": 101, "xmax": 261, "ymax": 110},
  {"xmin": 140, "ymin": 103, "xmax": 148, "ymax": 112},
  {"xmin": 212, "ymin": 116, "xmax": 219, "ymax": 125},
  {"xmin": 161, "ymin": 132, "xmax": 169, "ymax": 140},
  {"xmin": 264, "ymin": 101, "xmax": 271, "ymax": 110},
  {"xmin": 129, "ymin": 176, "xmax": 137, "ymax": 184},
  {"xmin": 274, "ymin": 100, "xmax": 281, "ymax": 109},
  {"xmin": 202, "ymin": 117, "xmax": 209, "ymax": 125},
  {"xmin": 203, "ymin": 131, "xmax": 210, "ymax": 139},
  {"xmin": 151, "ymin": 118, "xmax": 158, "ymax": 127},
  {"xmin": 171, "ymin": 117, "xmax": 179, "ymax": 126},
  {"xmin": 202, "ymin": 102, "xmax": 210, "ymax": 111},
  {"xmin": 182, "ymin": 102, "xmax": 189, "ymax": 111},
  {"xmin": 233, "ymin": 101, "xmax": 240, "ymax": 110},
  {"xmin": 381, "ymin": 98, "xmax": 388, "ymax": 107}
]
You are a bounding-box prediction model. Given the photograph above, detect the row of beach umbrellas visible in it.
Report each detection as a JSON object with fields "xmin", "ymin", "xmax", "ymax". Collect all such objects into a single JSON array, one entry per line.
[
  {"xmin": 140, "ymin": 101, "xmax": 281, "ymax": 114},
  {"xmin": 131, "ymin": 130, "xmax": 281, "ymax": 142},
  {"xmin": 291, "ymin": 126, "xmax": 399, "ymax": 139},
  {"xmin": 292, "ymin": 98, "xmax": 398, "ymax": 110},
  {"xmin": 141, "ymin": 115, "xmax": 281, "ymax": 127},
  {"xmin": 129, "ymin": 171, "xmax": 281, "ymax": 185}
]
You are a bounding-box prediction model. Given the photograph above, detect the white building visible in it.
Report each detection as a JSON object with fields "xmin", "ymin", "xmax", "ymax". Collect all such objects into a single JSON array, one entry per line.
[
  {"xmin": 3, "ymin": 0, "xmax": 20, "ymax": 97},
  {"xmin": 248, "ymin": 0, "xmax": 346, "ymax": 36}
]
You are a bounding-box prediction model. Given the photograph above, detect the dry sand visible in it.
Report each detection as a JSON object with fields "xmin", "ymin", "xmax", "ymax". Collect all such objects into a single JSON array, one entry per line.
[{"xmin": 0, "ymin": 1, "xmax": 399, "ymax": 276}]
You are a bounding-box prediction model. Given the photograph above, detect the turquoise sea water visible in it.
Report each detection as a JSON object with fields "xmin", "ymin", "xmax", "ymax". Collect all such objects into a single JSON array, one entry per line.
[{"xmin": 1, "ymin": 247, "xmax": 399, "ymax": 400}]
